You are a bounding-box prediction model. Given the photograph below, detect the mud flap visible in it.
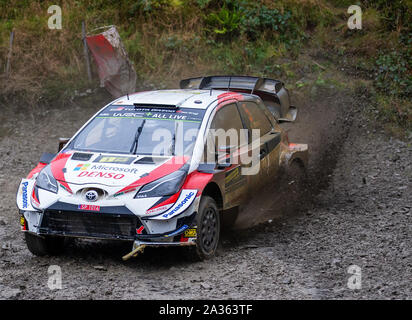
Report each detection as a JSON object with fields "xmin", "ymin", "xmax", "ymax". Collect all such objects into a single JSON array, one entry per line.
[{"xmin": 281, "ymin": 143, "xmax": 309, "ymax": 168}]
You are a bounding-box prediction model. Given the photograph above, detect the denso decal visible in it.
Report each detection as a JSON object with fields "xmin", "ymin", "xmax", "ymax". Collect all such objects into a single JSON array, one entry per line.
[
  {"xmin": 21, "ymin": 181, "xmax": 29, "ymax": 209},
  {"xmin": 77, "ymin": 171, "xmax": 125, "ymax": 179}
]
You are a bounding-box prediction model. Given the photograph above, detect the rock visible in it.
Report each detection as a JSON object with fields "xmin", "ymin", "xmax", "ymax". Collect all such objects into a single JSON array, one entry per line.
[
  {"xmin": 200, "ymin": 282, "xmax": 212, "ymax": 290},
  {"xmin": 1, "ymin": 287, "xmax": 21, "ymax": 299},
  {"xmin": 1, "ymin": 243, "xmax": 11, "ymax": 250},
  {"xmin": 331, "ymin": 258, "xmax": 342, "ymax": 268},
  {"xmin": 93, "ymin": 266, "xmax": 107, "ymax": 271}
]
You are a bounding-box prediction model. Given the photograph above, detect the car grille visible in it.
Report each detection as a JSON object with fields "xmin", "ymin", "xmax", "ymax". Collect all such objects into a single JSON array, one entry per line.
[{"xmin": 39, "ymin": 210, "xmax": 139, "ymax": 240}]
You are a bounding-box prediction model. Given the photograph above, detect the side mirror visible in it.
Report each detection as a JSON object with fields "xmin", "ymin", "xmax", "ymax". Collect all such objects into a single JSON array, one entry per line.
[
  {"xmin": 58, "ymin": 137, "xmax": 70, "ymax": 152},
  {"xmin": 278, "ymin": 105, "xmax": 297, "ymax": 123},
  {"xmin": 217, "ymin": 145, "xmax": 236, "ymax": 154}
]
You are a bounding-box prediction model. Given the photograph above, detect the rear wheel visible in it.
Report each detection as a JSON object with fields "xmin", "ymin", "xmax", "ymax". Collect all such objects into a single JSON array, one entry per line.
[
  {"xmin": 188, "ymin": 196, "xmax": 220, "ymax": 261},
  {"xmin": 24, "ymin": 232, "xmax": 65, "ymax": 256}
]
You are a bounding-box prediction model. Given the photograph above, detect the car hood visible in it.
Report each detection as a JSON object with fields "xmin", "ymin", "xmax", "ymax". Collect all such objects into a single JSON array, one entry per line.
[{"xmin": 49, "ymin": 151, "xmax": 188, "ymax": 190}]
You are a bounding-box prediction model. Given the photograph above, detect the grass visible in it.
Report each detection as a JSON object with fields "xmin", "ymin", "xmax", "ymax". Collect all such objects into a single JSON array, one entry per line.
[{"xmin": 0, "ymin": 0, "xmax": 410, "ymax": 137}]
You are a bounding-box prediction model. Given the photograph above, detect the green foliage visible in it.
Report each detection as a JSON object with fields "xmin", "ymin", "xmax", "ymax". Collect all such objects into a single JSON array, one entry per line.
[
  {"xmin": 240, "ymin": 6, "xmax": 301, "ymax": 42},
  {"xmin": 206, "ymin": 7, "xmax": 242, "ymax": 37},
  {"xmin": 204, "ymin": 1, "xmax": 306, "ymax": 44},
  {"xmin": 369, "ymin": 0, "xmax": 412, "ymax": 33},
  {"xmin": 375, "ymin": 47, "xmax": 412, "ymax": 98}
]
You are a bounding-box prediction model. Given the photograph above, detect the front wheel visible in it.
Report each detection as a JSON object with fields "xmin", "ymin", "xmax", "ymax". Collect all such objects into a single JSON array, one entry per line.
[
  {"xmin": 24, "ymin": 232, "xmax": 65, "ymax": 256},
  {"xmin": 189, "ymin": 196, "xmax": 220, "ymax": 261}
]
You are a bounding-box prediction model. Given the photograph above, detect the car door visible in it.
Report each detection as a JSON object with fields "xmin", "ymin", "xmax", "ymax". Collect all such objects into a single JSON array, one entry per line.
[
  {"xmin": 237, "ymin": 100, "xmax": 281, "ymax": 189},
  {"xmin": 207, "ymin": 102, "xmax": 249, "ymax": 209}
]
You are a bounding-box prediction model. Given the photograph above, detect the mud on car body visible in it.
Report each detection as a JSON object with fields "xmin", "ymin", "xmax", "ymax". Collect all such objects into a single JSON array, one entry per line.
[{"xmin": 16, "ymin": 76, "xmax": 308, "ymax": 260}]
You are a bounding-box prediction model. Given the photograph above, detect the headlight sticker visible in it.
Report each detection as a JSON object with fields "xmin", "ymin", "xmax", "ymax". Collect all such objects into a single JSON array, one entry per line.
[
  {"xmin": 21, "ymin": 181, "xmax": 29, "ymax": 209},
  {"xmin": 152, "ymin": 189, "xmax": 197, "ymax": 220},
  {"xmin": 16, "ymin": 179, "xmax": 36, "ymax": 211}
]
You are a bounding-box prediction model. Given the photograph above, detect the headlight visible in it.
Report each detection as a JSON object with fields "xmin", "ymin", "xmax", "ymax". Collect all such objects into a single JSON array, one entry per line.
[
  {"xmin": 36, "ymin": 165, "xmax": 58, "ymax": 194},
  {"xmin": 135, "ymin": 170, "xmax": 186, "ymax": 198}
]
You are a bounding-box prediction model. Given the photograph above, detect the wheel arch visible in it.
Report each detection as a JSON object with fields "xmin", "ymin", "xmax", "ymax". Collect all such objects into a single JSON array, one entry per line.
[{"xmin": 201, "ymin": 182, "xmax": 223, "ymax": 210}]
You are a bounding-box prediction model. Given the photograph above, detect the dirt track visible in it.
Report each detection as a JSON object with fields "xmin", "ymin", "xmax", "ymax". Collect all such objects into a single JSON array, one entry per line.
[{"xmin": 0, "ymin": 87, "xmax": 410, "ymax": 299}]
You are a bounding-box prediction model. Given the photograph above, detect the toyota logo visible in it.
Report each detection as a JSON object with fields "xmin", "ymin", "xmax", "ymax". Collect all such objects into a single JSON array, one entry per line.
[{"xmin": 84, "ymin": 190, "xmax": 98, "ymax": 202}]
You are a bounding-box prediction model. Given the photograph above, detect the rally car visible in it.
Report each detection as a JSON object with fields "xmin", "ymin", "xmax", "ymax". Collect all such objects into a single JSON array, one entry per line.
[{"xmin": 16, "ymin": 76, "xmax": 308, "ymax": 260}]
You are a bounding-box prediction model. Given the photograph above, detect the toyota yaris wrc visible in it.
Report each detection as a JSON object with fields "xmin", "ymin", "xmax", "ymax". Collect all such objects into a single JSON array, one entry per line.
[{"xmin": 16, "ymin": 76, "xmax": 308, "ymax": 260}]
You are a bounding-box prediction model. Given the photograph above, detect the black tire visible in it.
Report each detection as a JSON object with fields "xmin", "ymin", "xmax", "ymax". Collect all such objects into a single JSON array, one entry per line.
[
  {"xmin": 188, "ymin": 196, "xmax": 220, "ymax": 261},
  {"xmin": 24, "ymin": 232, "xmax": 65, "ymax": 256}
]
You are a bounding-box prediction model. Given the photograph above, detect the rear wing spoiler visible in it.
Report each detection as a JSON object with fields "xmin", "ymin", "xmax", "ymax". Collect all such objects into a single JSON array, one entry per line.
[
  {"xmin": 180, "ymin": 75, "xmax": 283, "ymax": 94},
  {"xmin": 180, "ymin": 76, "xmax": 296, "ymax": 121}
]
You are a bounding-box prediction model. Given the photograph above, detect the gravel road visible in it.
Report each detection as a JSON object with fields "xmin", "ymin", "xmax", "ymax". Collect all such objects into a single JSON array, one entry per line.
[{"xmin": 0, "ymin": 88, "xmax": 410, "ymax": 300}]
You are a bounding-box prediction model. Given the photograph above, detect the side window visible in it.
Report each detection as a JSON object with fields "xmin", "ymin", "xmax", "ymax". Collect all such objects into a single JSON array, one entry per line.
[
  {"xmin": 211, "ymin": 103, "xmax": 244, "ymax": 133},
  {"xmin": 256, "ymin": 100, "xmax": 278, "ymax": 128},
  {"xmin": 238, "ymin": 101, "xmax": 273, "ymax": 137},
  {"xmin": 203, "ymin": 103, "xmax": 245, "ymax": 161}
]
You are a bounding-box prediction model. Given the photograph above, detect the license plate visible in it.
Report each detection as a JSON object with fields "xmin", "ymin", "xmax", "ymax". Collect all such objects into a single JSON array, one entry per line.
[
  {"xmin": 184, "ymin": 228, "xmax": 197, "ymax": 238},
  {"xmin": 78, "ymin": 204, "xmax": 100, "ymax": 211}
]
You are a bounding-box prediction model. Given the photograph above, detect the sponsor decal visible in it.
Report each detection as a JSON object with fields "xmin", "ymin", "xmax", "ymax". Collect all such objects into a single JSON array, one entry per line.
[
  {"xmin": 20, "ymin": 216, "xmax": 27, "ymax": 231},
  {"xmin": 94, "ymin": 155, "xmax": 135, "ymax": 164},
  {"xmin": 90, "ymin": 164, "xmax": 138, "ymax": 174},
  {"xmin": 184, "ymin": 228, "xmax": 197, "ymax": 238},
  {"xmin": 99, "ymin": 107, "xmax": 205, "ymax": 123},
  {"xmin": 21, "ymin": 181, "xmax": 29, "ymax": 209},
  {"xmin": 224, "ymin": 166, "xmax": 245, "ymax": 192},
  {"xmin": 78, "ymin": 204, "xmax": 100, "ymax": 211},
  {"xmin": 73, "ymin": 163, "xmax": 90, "ymax": 171},
  {"xmin": 162, "ymin": 191, "xmax": 195, "ymax": 219},
  {"xmin": 225, "ymin": 166, "xmax": 240, "ymax": 184},
  {"xmin": 77, "ymin": 171, "xmax": 125, "ymax": 180},
  {"xmin": 150, "ymin": 113, "xmax": 187, "ymax": 121},
  {"xmin": 146, "ymin": 204, "xmax": 173, "ymax": 215},
  {"xmin": 75, "ymin": 163, "xmax": 140, "ymax": 179}
]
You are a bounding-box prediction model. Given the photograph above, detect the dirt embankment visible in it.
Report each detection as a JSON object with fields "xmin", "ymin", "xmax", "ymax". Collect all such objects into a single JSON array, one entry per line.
[{"xmin": 0, "ymin": 86, "xmax": 410, "ymax": 299}]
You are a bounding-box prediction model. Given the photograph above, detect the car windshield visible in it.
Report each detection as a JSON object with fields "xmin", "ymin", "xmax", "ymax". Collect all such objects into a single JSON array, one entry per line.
[{"xmin": 68, "ymin": 105, "xmax": 206, "ymax": 156}]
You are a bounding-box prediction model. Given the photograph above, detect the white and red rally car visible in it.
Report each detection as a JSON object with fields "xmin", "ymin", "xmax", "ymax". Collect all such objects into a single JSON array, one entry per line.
[{"xmin": 16, "ymin": 76, "xmax": 308, "ymax": 260}]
